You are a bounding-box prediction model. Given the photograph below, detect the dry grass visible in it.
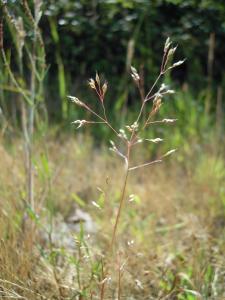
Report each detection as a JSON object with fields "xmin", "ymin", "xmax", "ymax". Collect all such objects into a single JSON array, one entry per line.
[
  {"xmin": 0, "ymin": 134, "xmax": 224, "ymax": 299},
  {"xmin": 1, "ymin": 4, "xmax": 224, "ymax": 299}
]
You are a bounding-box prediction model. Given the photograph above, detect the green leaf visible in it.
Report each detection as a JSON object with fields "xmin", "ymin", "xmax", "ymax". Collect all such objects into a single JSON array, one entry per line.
[
  {"xmin": 71, "ymin": 193, "xmax": 86, "ymax": 207},
  {"xmin": 26, "ymin": 206, "xmax": 40, "ymax": 224}
]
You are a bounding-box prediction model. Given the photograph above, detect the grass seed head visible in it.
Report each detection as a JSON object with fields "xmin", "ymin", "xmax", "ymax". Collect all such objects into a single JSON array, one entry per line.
[
  {"xmin": 71, "ymin": 119, "xmax": 87, "ymax": 129},
  {"xmin": 164, "ymin": 37, "xmax": 171, "ymax": 52},
  {"xmin": 131, "ymin": 66, "xmax": 140, "ymax": 82},
  {"xmin": 95, "ymin": 72, "xmax": 100, "ymax": 86},
  {"xmin": 162, "ymin": 118, "xmax": 177, "ymax": 123},
  {"xmin": 102, "ymin": 82, "xmax": 108, "ymax": 97},
  {"xmin": 163, "ymin": 148, "xmax": 177, "ymax": 158},
  {"xmin": 88, "ymin": 78, "xmax": 96, "ymax": 89},
  {"xmin": 68, "ymin": 95, "xmax": 84, "ymax": 106}
]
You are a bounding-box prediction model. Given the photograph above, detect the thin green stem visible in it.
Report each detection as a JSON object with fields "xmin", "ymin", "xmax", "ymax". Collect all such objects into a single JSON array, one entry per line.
[
  {"xmin": 1, "ymin": 49, "xmax": 32, "ymax": 105},
  {"xmin": 100, "ymin": 261, "xmax": 106, "ymax": 300}
]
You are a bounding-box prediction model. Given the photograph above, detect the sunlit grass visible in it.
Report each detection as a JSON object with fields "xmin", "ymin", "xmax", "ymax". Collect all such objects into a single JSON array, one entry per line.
[{"xmin": 0, "ymin": 134, "xmax": 224, "ymax": 299}]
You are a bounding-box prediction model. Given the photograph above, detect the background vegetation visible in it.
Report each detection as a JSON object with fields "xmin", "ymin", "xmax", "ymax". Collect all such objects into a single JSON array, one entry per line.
[
  {"xmin": 2, "ymin": 0, "xmax": 225, "ymax": 125},
  {"xmin": 0, "ymin": 0, "xmax": 224, "ymax": 299}
]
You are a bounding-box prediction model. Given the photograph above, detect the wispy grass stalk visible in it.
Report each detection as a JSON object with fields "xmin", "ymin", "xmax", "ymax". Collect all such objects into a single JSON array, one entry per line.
[{"xmin": 69, "ymin": 37, "xmax": 184, "ymax": 298}]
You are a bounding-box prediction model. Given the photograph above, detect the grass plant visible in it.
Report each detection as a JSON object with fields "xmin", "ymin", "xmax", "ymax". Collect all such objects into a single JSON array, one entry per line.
[
  {"xmin": 0, "ymin": 3, "xmax": 224, "ymax": 298},
  {"xmin": 68, "ymin": 38, "xmax": 187, "ymax": 298}
]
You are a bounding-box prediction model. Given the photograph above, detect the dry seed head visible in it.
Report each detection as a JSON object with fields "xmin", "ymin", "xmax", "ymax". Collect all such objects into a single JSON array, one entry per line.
[
  {"xmin": 162, "ymin": 149, "xmax": 177, "ymax": 158},
  {"xmin": 128, "ymin": 194, "xmax": 136, "ymax": 202},
  {"xmin": 110, "ymin": 140, "xmax": 115, "ymax": 147},
  {"xmin": 125, "ymin": 122, "xmax": 138, "ymax": 133},
  {"xmin": 164, "ymin": 37, "xmax": 171, "ymax": 52},
  {"xmin": 131, "ymin": 66, "xmax": 140, "ymax": 81},
  {"xmin": 95, "ymin": 72, "xmax": 100, "ymax": 86},
  {"xmin": 136, "ymin": 139, "xmax": 143, "ymax": 144},
  {"xmin": 131, "ymin": 74, "xmax": 140, "ymax": 81},
  {"xmin": 88, "ymin": 78, "xmax": 96, "ymax": 89},
  {"xmin": 118, "ymin": 129, "xmax": 127, "ymax": 140},
  {"xmin": 125, "ymin": 125, "xmax": 133, "ymax": 132},
  {"xmin": 146, "ymin": 138, "xmax": 163, "ymax": 143},
  {"xmin": 68, "ymin": 96, "xmax": 84, "ymax": 107},
  {"xmin": 155, "ymin": 98, "xmax": 162, "ymax": 108},
  {"xmin": 109, "ymin": 141, "xmax": 117, "ymax": 152},
  {"xmin": 131, "ymin": 121, "xmax": 139, "ymax": 131},
  {"xmin": 162, "ymin": 118, "xmax": 177, "ymax": 123},
  {"xmin": 170, "ymin": 60, "xmax": 185, "ymax": 68},
  {"xmin": 159, "ymin": 83, "xmax": 168, "ymax": 92},
  {"xmin": 131, "ymin": 66, "xmax": 138, "ymax": 74},
  {"xmin": 102, "ymin": 81, "xmax": 108, "ymax": 96},
  {"xmin": 71, "ymin": 119, "xmax": 87, "ymax": 129},
  {"xmin": 168, "ymin": 46, "xmax": 177, "ymax": 57},
  {"xmin": 153, "ymin": 94, "xmax": 162, "ymax": 111},
  {"xmin": 159, "ymin": 84, "xmax": 175, "ymax": 95},
  {"xmin": 153, "ymin": 93, "xmax": 162, "ymax": 102},
  {"xmin": 165, "ymin": 89, "xmax": 175, "ymax": 94}
]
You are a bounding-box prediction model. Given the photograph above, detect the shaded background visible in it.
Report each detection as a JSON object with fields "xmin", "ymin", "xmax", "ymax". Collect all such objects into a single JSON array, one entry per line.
[
  {"xmin": 43, "ymin": 0, "xmax": 225, "ymax": 119},
  {"xmin": 1, "ymin": 0, "xmax": 225, "ymax": 140}
]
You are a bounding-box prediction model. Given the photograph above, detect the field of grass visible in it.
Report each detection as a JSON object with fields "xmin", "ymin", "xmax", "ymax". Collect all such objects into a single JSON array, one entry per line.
[
  {"xmin": 0, "ymin": 132, "xmax": 224, "ymax": 299},
  {"xmin": 1, "ymin": 1, "xmax": 225, "ymax": 299}
]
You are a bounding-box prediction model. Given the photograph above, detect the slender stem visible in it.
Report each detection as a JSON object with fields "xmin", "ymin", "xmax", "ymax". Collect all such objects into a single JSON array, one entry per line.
[
  {"xmin": 101, "ymin": 102, "xmax": 120, "ymax": 137},
  {"xmin": 135, "ymin": 100, "xmax": 145, "ymax": 126},
  {"xmin": 86, "ymin": 121, "xmax": 105, "ymax": 124},
  {"xmin": 27, "ymin": 14, "xmax": 38, "ymax": 211},
  {"xmin": 102, "ymin": 103, "xmax": 107, "ymax": 122},
  {"xmin": 100, "ymin": 261, "xmax": 105, "ymax": 300},
  {"xmin": 145, "ymin": 73, "xmax": 162, "ymax": 101},
  {"xmin": 100, "ymin": 281, "xmax": 105, "ymax": 300},
  {"xmin": 84, "ymin": 103, "xmax": 120, "ymax": 137},
  {"xmin": 28, "ymin": 71, "xmax": 35, "ymax": 211},
  {"xmin": 0, "ymin": 279, "xmax": 46, "ymax": 299},
  {"xmin": 109, "ymin": 68, "xmax": 163, "ymax": 250},
  {"xmin": 118, "ymin": 266, "xmax": 121, "ymax": 300},
  {"xmin": 48, "ymin": 231, "xmax": 63, "ymax": 300},
  {"xmin": 129, "ymin": 159, "xmax": 162, "ymax": 171},
  {"xmin": 105, "ymin": 120, "xmax": 120, "ymax": 137},
  {"xmin": 22, "ymin": 0, "xmax": 45, "ymax": 51},
  {"xmin": 146, "ymin": 119, "xmax": 177, "ymax": 125},
  {"xmin": 1, "ymin": 49, "xmax": 32, "ymax": 105},
  {"xmin": 101, "ymin": 144, "xmax": 130, "ymax": 299},
  {"xmin": 133, "ymin": 50, "xmax": 167, "ymax": 131},
  {"xmin": 110, "ymin": 144, "xmax": 130, "ymax": 250},
  {"xmin": 128, "ymin": 72, "xmax": 163, "ymax": 145}
]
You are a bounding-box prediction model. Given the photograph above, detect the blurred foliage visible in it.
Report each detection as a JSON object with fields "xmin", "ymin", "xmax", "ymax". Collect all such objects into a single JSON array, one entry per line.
[
  {"xmin": 40, "ymin": 0, "xmax": 225, "ymax": 92},
  {"xmin": 1, "ymin": 0, "xmax": 225, "ymax": 140}
]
